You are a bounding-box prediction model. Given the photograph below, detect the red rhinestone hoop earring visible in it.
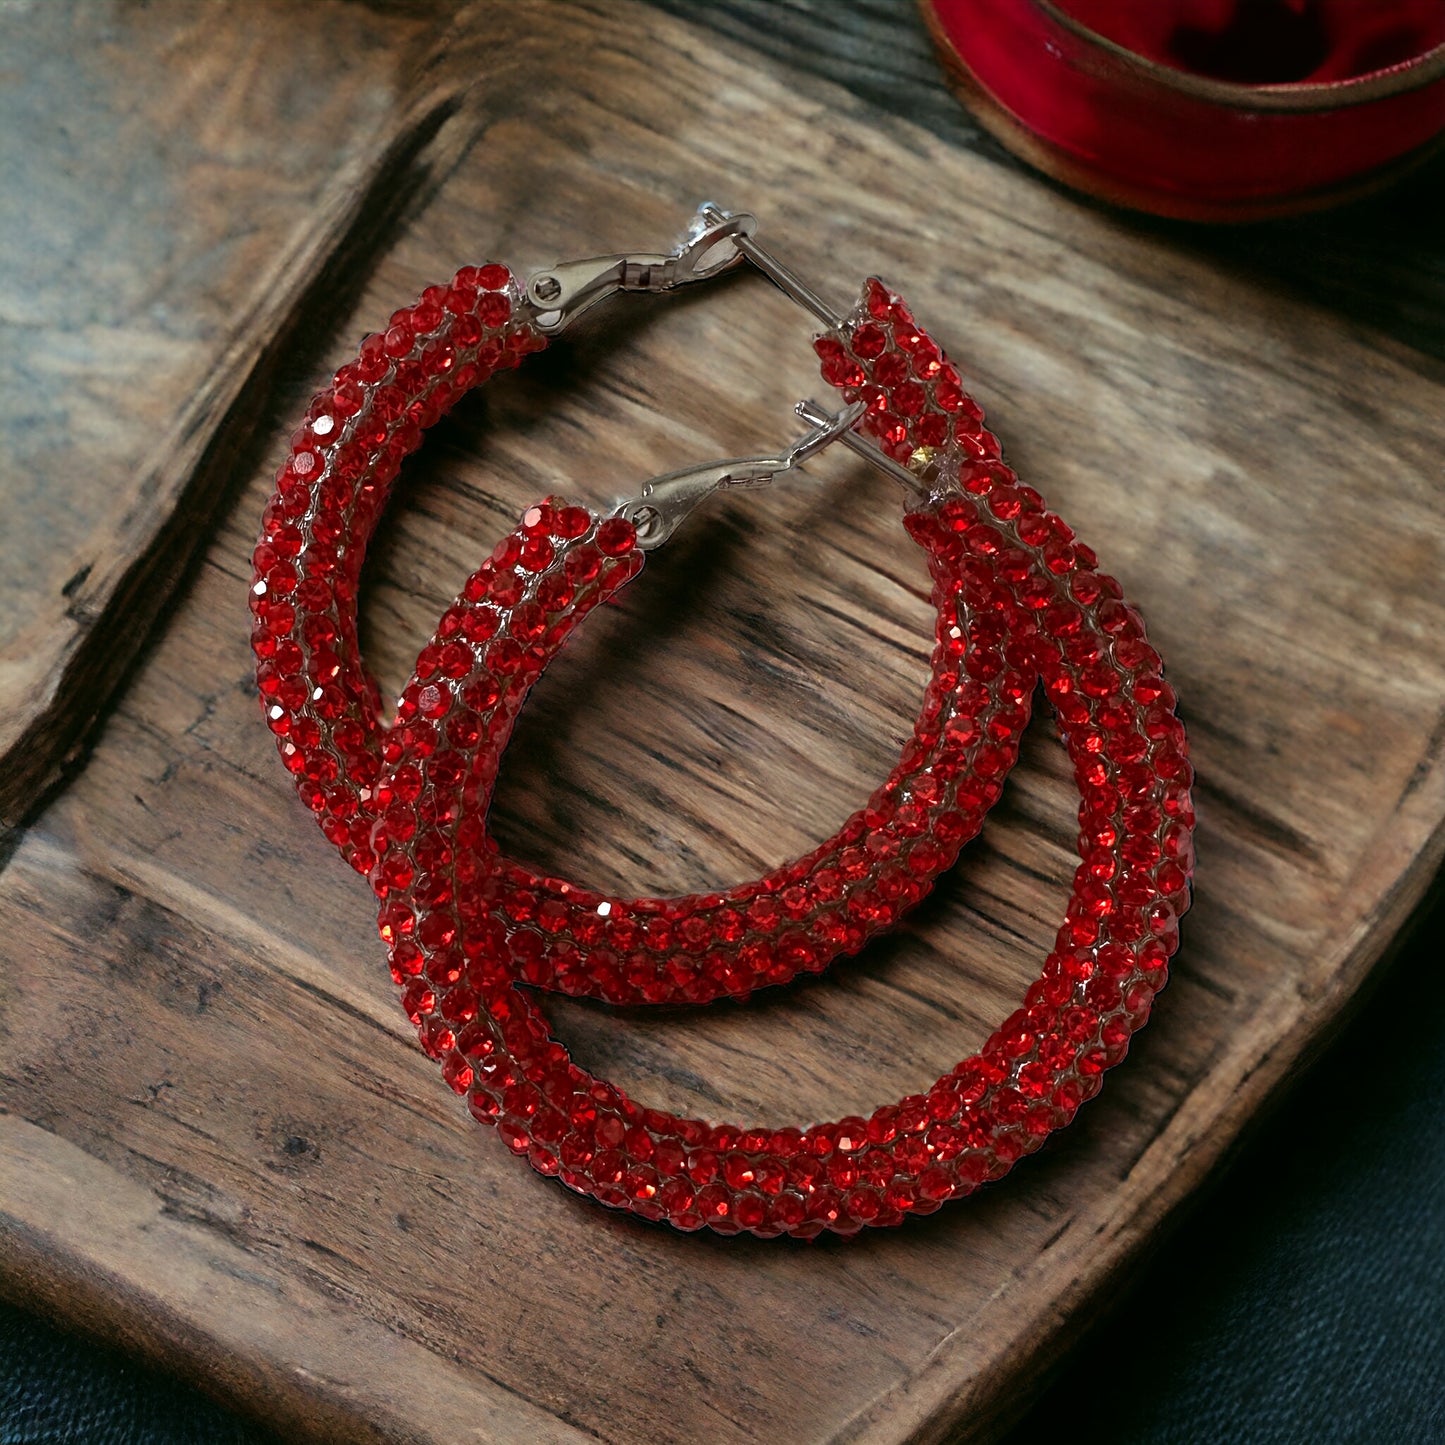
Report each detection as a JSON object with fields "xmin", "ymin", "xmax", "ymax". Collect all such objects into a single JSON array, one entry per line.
[
  {"xmin": 251, "ymin": 208, "xmax": 1037, "ymax": 1007},
  {"xmin": 356, "ymin": 215, "xmax": 1194, "ymax": 1239}
]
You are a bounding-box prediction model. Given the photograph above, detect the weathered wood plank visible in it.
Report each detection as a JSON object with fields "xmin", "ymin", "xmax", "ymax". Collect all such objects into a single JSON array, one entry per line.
[
  {"xmin": 4, "ymin": 1, "xmax": 1445, "ymax": 1441},
  {"xmin": 0, "ymin": 0, "xmax": 471, "ymax": 825}
]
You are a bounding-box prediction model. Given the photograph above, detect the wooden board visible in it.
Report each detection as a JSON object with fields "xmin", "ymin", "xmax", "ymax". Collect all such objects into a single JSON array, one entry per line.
[{"xmin": 5, "ymin": 1, "xmax": 1445, "ymax": 1441}]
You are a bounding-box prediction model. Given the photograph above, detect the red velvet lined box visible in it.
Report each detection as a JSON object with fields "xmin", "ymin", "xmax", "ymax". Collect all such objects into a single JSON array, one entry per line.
[{"xmin": 922, "ymin": 0, "xmax": 1445, "ymax": 219}]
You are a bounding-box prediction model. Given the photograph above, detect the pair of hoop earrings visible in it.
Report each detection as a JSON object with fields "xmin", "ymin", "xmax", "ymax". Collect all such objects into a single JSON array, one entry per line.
[{"xmin": 250, "ymin": 205, "xmax": 1194, "ymax": 1239}]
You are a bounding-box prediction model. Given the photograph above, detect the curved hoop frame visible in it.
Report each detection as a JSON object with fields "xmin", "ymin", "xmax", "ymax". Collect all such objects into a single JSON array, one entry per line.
[
  {"xmin": 364, "ymin": 284, "xmax": 1195, "ymax": 1238},
  {"xmin": 251, "ymin": 215, "xmax": 1035, "ymax": 1005}
]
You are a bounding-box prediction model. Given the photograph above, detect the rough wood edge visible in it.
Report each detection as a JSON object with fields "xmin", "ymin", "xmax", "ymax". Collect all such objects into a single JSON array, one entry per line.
[
  {"xmin": 0, "ymin": 1114, "xmax": 590, "ymax": 1445},
  {"xmin": 844, "ymin": 785, "xmax": 1445, "ymax": 1443},
  {"xmin": 0, "ymin": 40, "xmax": 478, "ymax": 830}
]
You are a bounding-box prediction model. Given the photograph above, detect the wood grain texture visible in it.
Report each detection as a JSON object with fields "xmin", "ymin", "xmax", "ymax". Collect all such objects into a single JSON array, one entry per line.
[
  {"xmin": 4, "ymin": 1, "xmax": 1445, "ymax": 1441},
  {"xmin": 0, "ymin": 0, "xmax": 472, "ymax": 825}
]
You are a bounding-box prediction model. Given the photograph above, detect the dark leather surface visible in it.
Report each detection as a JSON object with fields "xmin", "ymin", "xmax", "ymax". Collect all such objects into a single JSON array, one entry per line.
[{"xmin": 0, "ymin": 1309, "xmax": 273, "ymax": 1444}]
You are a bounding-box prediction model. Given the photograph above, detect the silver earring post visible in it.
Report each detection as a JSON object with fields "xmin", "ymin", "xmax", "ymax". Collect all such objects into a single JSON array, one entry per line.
[
  {"xmin": 527, "ymin": 204, "xmax": 916, "ymax": 546},
  {"xmin": 614, "ymin": 400, "xmax": 867, "ymax": 550},
  {"xmin": 521, "ymin": 201, "xmax": 848, "ymax": 335}
]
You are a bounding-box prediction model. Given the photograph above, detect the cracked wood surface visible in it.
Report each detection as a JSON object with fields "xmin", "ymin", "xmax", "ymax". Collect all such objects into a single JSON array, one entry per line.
[{"xmin": 4, "ymin": 1, "xmax": 1445, "ymax": 1441}]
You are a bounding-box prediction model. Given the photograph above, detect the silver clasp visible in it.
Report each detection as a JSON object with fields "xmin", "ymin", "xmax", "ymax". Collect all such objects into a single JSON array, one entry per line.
[
  {"xmin": 615, "ymin": 400, "xmax": 870, "ymax": 550},
  {"xmin": 524, "ymin": 207, "xmax": 757, "ymax": 333},
  {"xmin": 532, "ymin": 204, "xmax": 923, "ymax": 547}
]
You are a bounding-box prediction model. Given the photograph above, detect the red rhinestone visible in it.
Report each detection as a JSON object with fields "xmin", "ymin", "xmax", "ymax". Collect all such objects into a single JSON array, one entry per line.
[
  {"xmin": 594, "ymin": 517, "xmax": 636, "ymax": 556},
  {"xmin": 893, "ymin": 382, "xmax": 927, "ymax": 417},
  {"xmin": 564, "ymin": 545, "xmax": 603, "ymax": 584},
  {"xmin": 696, "ymin": 1183, "xmax": 730, "ymax": 1222},
  {"xmin": 478, "ymin": 292, "xmax": 512, "ymax": 327},
  {"xmin": 851, "ymin": 323, "xmax": 887, "ymax": 359},
  {"xmin": 550, "ymin": 505, "xmax": 589, "ymax": 539},
  {"xmin": 873, "ymin": 351, "xmax": 909, "ymax": 387}
]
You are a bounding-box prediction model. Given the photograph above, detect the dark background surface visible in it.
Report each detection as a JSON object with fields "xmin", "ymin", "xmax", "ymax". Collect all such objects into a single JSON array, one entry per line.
[{"xmin": 5, "ymin": 1, "xmax": 1445, "ymax": 1440}]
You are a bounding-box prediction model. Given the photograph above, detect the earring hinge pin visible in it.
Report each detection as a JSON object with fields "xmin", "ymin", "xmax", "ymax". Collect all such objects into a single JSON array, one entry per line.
[
  {"xmin": 696, "ymin": 204, "xmax": 845, "ymax": 329},
  {"xmin": 794, "ymin": 399, "xmax": 928, "ymax": 497},
  {"xmin": 526, "ymin": 202, "xmax": 848, "ymax": 335},
  {"xmin": 616, "ymin": 400, "xmax": 867, "ymax": 550}
]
